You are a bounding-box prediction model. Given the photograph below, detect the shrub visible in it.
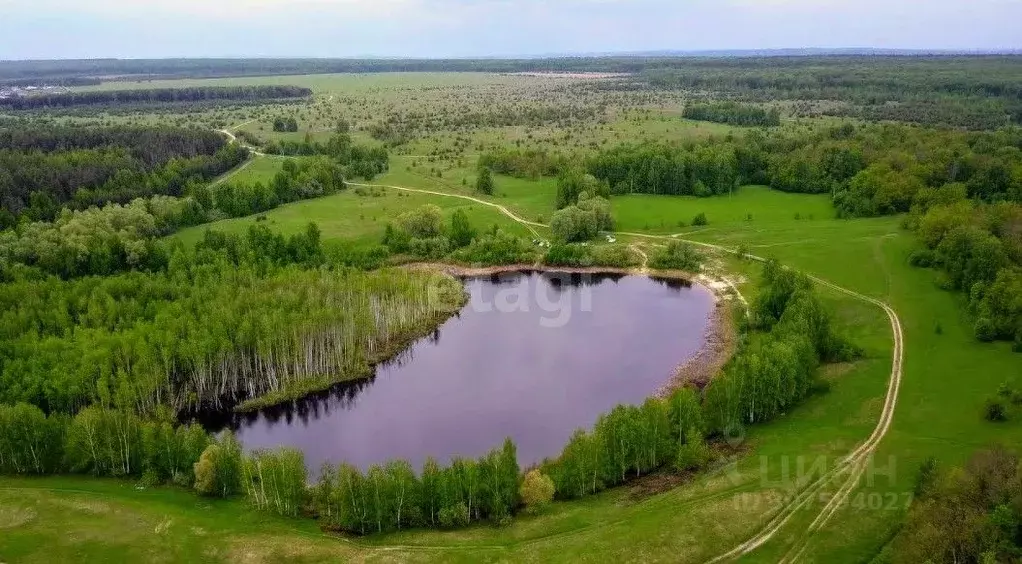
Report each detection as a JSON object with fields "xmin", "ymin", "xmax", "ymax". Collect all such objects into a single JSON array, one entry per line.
[
  {"xmin": 650, "ymin": 240, "xmax": 704, "ymax": 271},
  {"xmin": 675, "ymin": 428, "xmax": 711, "ymax": 472},
  {"xmin": 194, "ymin": 432, "xmax": 243, "ymax": 498},
  {"xmin": 692, "ymin": 212, "xmax": 709, "ymax": 226},
  {"xmin": 397, "ymin": 204, "xmax": 444, "ymax": 239},
  {"xmin": 520, "ymin": 470, "xmax": 556, "ymax": 513},
  {"xmin": 438, "ymin": 503, "xmax": 470, "ymax": 529},
  {"xmin": 984, "ymin": 397, "xmax": 1008, "ymax": 422}
]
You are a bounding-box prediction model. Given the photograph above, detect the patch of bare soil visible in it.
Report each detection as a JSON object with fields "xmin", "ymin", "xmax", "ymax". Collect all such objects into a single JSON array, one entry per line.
[{"xmin": 656, "ymin": 298, "xmax": 738, "ymax": 395}]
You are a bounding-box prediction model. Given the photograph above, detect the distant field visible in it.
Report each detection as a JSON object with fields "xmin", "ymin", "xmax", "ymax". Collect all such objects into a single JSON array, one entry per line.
[{"xmin": 172, "ymin": 185, "xmax": 540, "ymax": 249}]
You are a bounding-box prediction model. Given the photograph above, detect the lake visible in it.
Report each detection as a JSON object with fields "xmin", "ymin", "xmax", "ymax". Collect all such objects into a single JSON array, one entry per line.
[{"xmin": 222, "ymin": 270, "xmax": 716, "ymax": 471}]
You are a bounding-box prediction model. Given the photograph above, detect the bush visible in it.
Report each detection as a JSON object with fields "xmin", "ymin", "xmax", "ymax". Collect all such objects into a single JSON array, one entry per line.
[
  {"xmin": 975, "ymin": 318, "xmax": 997, "ymax": 342},
  {"xmin": 194, "ymin": 432, "xmax": 243, "ymax": 498},
  {"xmin": 675, "ymin": 428, "xmax": 711, "ymax": 472},
  {"xmin": 520, "ymin": 470, "xmax": 556, "ymax": 514},
  {"xmin": 397, "ymin": 204, "xmax": 444, "ymax": 239},
  {"xmin": 909, "ymin": 249, "xmax": 938, "ymax": 268},
  {"xmin": 984, "ymin": 397, "xmax": 1008, "ymax": 422},
  {"xmin": 650, "ymin": 240, "xmax": 704, "ymax": 271},
  {"xmin": 692, "ymin": 213, "xmax": 708, "ymax": 226},
  {"xmin": 438, "ymin": 502, "xmax": 470, "ymax": 529}
]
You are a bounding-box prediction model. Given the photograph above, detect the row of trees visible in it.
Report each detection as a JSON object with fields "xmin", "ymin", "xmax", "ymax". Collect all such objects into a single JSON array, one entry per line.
[
  {"xmin": 0, "ymin": 402, "xmax": 209, "ymax": 483},
  {"xmin": 312, "ymin": 439, "xmax": 521, "ymax": 533},
  {"xmin": 542, "ymin": 389, "xmax": 709, "ymax": 499},
  {"xmin": 0, "ymin": 85, "xmax": 311, "ymax": 110},
  {"xmin": 682, "ymin": 101, "xmax": 781, "ymax": 127}
]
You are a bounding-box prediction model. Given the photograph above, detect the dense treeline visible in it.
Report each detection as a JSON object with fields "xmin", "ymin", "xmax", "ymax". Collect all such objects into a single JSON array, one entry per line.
[
  {"xmin": 542, "ymin": 388, "xmax": 710, "ymax": 499},
  {"xmin": 682, "ymin": 101, "xmax": 781, "ymax": 127},
  {"xmin": 637, "ymin": 56, "xmax": 1022, "ymax": 129},
  {"xmin": 586, "ymin": 142, "xmax": 741, "ymax": 197},
  {"xmin": 907, "ymin": 190, "xmax": 1022, "ymax": 347},
  {"xmin": 313, "ymin": 439, "xmax": 521, "ymax": 532},
  {"xmin": 0, "ymin": 124, "xmax": 245, "ymax": 223},
  {"xmin": 478, "ymin": 148, "xmax": 567, "ymax": 180},
  {"xmin": 0, "ymin": 85, "xmax": 311, "ymax": 110},
  {"xmin": 0, "ymin": 224, "xmax": 464, "ymax": 414},
  {"xmin": 0, "ymin": 156, "xmax": 348, "ymax": 278},
  {"xmin": 0, "ymin": 402, "xmax": 209, "ymax": 482},
  {"xmin": 886, "ymin": 447, "xmax": 1022, "ymax": 563},
  {"xmin": 262, "ymin": 131, "xmax": 388, "ymax": 180},
  {"xmin": 583, "ymin": 124, "xmax": 1022, "ymax": 218},
  {"xmin": 704, "ymin": 260, "xmax": 858, "ymax": 433}
]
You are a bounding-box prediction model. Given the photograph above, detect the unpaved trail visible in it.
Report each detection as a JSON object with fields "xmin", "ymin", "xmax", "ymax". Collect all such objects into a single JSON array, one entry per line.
[
  {"xmin": 346, "ymin": 182, "xmax": 545, "ymax": 238},
  {"xmin": 345, "ymin": 181, "xmax": 906, "ymax": 563}
]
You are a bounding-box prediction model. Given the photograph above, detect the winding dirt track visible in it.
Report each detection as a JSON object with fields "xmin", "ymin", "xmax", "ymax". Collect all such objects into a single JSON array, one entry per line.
[{"xmin": 345, "ymin": 180, "xmax": 906, "ymax": 563}]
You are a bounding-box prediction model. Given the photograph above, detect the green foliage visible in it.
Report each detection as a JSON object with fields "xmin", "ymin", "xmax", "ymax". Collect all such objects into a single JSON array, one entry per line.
[
  {"xmin": 588, "ymin": 142, "xmax": 739, "ymax": 198},
  {"xmin": 543, "ymin": 243, "xmax": 639, "ymax": 269},
  {"xmin": 449, "ymin": 209, "xmax": 476, "ymax": 248},
  {"xmin": 0, "ymin": 124, "xmax": 246, "ymax": 222},
  {"xmin": 890, "ymin": 446, "xmax": 1022, "ymax": 563},
  {"xmin": 451, "ymin": 228, "xmax": 534, "ymax": 266},
  {"xmin": 397, "ymin": 204, "xmax": 444, "ymax": 239},
  {"xmin": 675, "ymin": 428, "xmax": 711, "ymax": 472},
  {"xmin": 519, "ymin": 469, "xmax": 555, "ymax": 513},
  {"xmin": 704, "ymin": 260, "xmax": 850, "ymax": 433},
  {"xmin": 550, "ymin": 195, "xmax": 613, "ymax": 243},
  {"xmin": 683, "ymin": 101, "xmax": 781, "ymax": 127},
  {"xmin": 478, "ymin": 148, "xmax": 565, "ymax": 179},
  {"xmin": 475, "ymin": 167, "xmax": 495, "ymax": 195},
  {"xmin": 272, "ymin": 116, "xmax": 299, "ymax": 132},
  {"xmin": 0, "ymin": 225, "xmax": 463, "ymax": 414},
  {"xmin": 691, "ymin": 212, "xmax": 708, "ymax": 226},
  {"xmin": 194, "ymin": 432, "xmax": 243, "ymax": 498},
  {"xmin": 649, "ymin": 240, "xmax": 703, "ymax": 271},
  {"xmin": 242, "ymin": 447, "xmax": 308, "ymax": 517},
  {"xmin": 556, "ymin": 168, "xmax": 608, "ymax": 209},
  {"xmin": 314, "ymin": 438, "xmax": 518, "ymax": 534}
]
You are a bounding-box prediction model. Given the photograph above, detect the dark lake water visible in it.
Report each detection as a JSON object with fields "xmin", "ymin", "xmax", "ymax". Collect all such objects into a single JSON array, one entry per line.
[{"xmin": 222, "ymin": 270, "xmax": 715, "ymax": 471}]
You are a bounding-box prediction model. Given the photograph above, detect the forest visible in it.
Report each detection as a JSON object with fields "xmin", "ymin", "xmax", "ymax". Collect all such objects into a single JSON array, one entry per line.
[
  {"xmin": 0, "ymin": 154, "xmax": 354, "ymax": 278},
  {"xmin": 0, "ymin": 85, "xmax": 312, "ymax": 110},
  {"xmin": 0, "ymin": 123, "xmax": 245, "ymax": 224},
  {"xmin": 0, "ymin": 223, "xmax": 464, "ymax": 415}
]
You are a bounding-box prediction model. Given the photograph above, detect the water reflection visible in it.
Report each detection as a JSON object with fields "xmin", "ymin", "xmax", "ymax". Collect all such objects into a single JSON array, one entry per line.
[{"xmin": 209, "ymin": 270, "xmax": 715, "ymax": 472}]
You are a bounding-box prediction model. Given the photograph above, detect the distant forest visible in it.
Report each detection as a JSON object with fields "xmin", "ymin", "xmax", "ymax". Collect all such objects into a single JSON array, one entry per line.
[
  {"xmin": 3, "ymin": 56, "xmax": 1019, "ymax": 128},
  {"xmin": 0, "ymin": 85, "xmax": 312, "ymax": 110}
]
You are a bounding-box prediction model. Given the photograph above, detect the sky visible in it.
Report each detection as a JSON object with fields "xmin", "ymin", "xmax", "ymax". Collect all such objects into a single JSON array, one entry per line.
[{"xmin": 1, "ymin": 0, "xmax": 1020, "ymax": 60}]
